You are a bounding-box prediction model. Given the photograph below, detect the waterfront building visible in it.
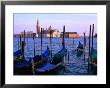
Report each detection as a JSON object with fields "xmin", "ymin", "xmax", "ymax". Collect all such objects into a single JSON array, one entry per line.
[
  {"xmin": 26, "ymin": 31, "xmax": 33, "ymax": 37},
  {"xmin": 60, "ymin": 32, "xmax": 79, "ymax": 38},
  {"xmin": 40, "ymin": 26, "xmax": 61, "ymax": 37}
]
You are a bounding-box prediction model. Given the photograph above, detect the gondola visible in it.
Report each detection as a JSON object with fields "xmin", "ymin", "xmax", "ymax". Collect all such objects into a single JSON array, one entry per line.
[
  {"xmin": 14, "ymin": 49, "xmax": 22, "ymax": 63},
  {"xmin": 32, "ymin": 47, "xmax": 50, "ymax": 68},
  {"xmin": 14, "ymin": 49, "xmax": 21, "ymax": 57},
  {"xmin": 35, "ymin": 48, "xmax": 67, "ymax": 75},
  {"xmin": 14, "ymin": 47, "xmax": 50, "ymax": 75},
  {"xmin": 76, "ymin": 41, "xmax": 84, "ymax": 56}
]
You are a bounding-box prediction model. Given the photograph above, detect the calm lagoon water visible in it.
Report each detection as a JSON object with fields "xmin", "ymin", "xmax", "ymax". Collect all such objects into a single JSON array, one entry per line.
[{"xmin": 14, "ymin": 37, "xmax": 97, "ymax": 75}]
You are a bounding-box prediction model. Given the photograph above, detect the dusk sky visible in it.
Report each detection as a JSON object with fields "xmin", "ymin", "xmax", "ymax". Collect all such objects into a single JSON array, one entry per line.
[{"xmin": 14, "ymin": 13, "xmax": 97, "ymax": 36}]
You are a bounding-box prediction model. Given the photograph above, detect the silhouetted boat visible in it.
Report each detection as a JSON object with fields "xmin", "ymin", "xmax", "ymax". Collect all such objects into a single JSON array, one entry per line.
[{"xmin": 14, "ymin": 59, "xmax": 32, "ymax": 75}]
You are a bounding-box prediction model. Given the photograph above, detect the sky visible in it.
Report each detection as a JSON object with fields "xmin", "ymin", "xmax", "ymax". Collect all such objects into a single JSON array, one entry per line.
[{"xmin": 14, "ymin": 13, "xmax": 97, "ymax": 36}]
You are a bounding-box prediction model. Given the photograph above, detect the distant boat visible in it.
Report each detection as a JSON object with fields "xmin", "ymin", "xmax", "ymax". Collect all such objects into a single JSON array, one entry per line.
[
  {"xmin": 35, "ymin": 48, "xmax": 67, "ymax": 74},
  {"xmin": 76, "ymin": 41, "xmax": 84, "ymax": 56}
]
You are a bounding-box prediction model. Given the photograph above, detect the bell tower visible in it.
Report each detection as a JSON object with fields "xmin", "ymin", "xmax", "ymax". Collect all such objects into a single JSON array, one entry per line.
[{"xmin": 36, "ymin": 19, "xmax": 40, "ymax": 34}]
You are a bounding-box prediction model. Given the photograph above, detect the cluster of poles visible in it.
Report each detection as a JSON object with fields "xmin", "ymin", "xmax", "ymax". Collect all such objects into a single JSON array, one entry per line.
[
  {"xmin": 82, "ymin": 24, "xmax": 95, "ymax": 72},
  {"xmin": 88, "ymin": 24, "xmax": 95, "ymax": 72}
]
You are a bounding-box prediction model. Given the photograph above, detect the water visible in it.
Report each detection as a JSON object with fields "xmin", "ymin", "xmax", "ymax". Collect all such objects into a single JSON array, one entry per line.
[{"xmin": 14, "ymin": 37, "xmax": 97, "ymax": 75}]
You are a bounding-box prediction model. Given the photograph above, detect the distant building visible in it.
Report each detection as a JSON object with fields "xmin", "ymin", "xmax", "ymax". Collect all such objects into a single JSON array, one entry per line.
[
  {"xmin": 39, "ymin": 26, "xmax": 61, "ymax": 37},
  {"xmin": 60, "ymin": 32, "xmax": 79, "ymax": 38},
  {"xmin": 35, "ymin": 19, "xmax": 79, "ymax": 38},
  {"xmin": 26, "ymin": 31, "xmax": 33, "ymax": 37},
  {"xmin": 36, "ymin": 19, "xmax": 40, "ymax": 35},
  {"xmin": 39, "ymin": 26, "xmax": 54, "ymax": 37},
  {"xmin": 21, "ymin": 31, "xmax": 33, "ymax": 37},
  {"xmin": 53, "ymin": 30, "xmax": 61, "ymax": 37},
  {"xmin": 14, "ymin": 34, "xmax": 20, "ymax": 37},
  {"xmin": 42, "ymin": 29, "xmax": 51, "ymax": 37}
]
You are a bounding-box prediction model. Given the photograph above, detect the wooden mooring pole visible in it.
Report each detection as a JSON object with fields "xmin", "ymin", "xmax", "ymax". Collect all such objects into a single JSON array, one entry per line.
[
  {"xmin": 24, "ymin": 30, "xmax": 26, "ymax": 44},
  {"xmin": 68, "ymin": 51, "xmax": 69, "ymax": 63},
  {"xmin": 73, "ymin": 37, "xmax": 74, "ymax": 46},
  {"xmin": 88, "ymin": 25, "xmax": 91, "ymax": 72},
  {"xmin": 83, "ymin": 32, "xmax": 86, "ymax": 63},
  {"xmin": 50, "ymin": 29, "xmax": 52, "ymax": 58},
  {"xmin": 91, "ymin": 24, "xmax": 94, "ymax": 72},
  {"xmin": 62, "ymin": 25, "xmax": 65, "ymax": 48},
  {"xmin": 41, "ymin": 28, "xmax": 43, "ymax": 58},
  {"xmin": 32, "ymin": 33, "xmax": 36, "ymax": 75},
  {"xmin": 68, "ymin": 31, "xmax": 70, "ymax": 63},
  {"xmin": 62, "ymin": 25, "xmax": 66, "ymax": 65},
  {"xmin": 20, "ymin": 34, "xmax": 22, "ymax": 57},
  {"xmin": 18, "ymin": 35, "xmax": 19, "ymax": 50},
  {"xmin": 21, "ymin": 30, "xmax": 26, "ymax": 60},
  {"xmin": 21, "ymin": 41, "xmax": 25, "ymax": 60},
  {"xmin": 33, "ymin": 33, "xmax": 36, "ymax": 57},
  {"xmin": 20, "ymin": 34, "xmax": 21, "ymax": 48}
]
